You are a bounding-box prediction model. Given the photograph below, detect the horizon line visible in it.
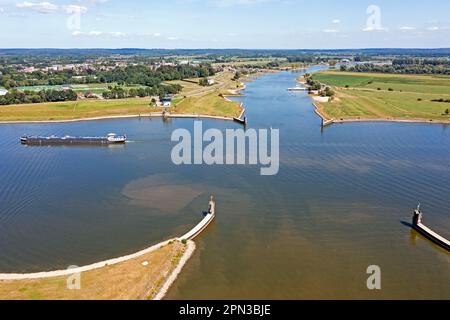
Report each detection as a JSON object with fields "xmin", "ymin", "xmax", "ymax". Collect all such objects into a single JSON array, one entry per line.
[{"xmin": 1, "ymin": 47, "xmax": 450, "ymax": 51}]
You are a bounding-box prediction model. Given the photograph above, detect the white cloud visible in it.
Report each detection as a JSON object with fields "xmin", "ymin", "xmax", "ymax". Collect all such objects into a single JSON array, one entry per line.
[
  {"xmin": 64, "ymin": 5, "xmax": 88, "ymax": 14},
  {"xmin": 110, "ymin": 31, "xmax": 126, "ymax": 37},
  {"xmin": 323, "ymin": 29, "xmax": 339, "ymax": 33},
  {"xmin": 16, "ymin": 1, "xmax": 88, "ymax": 14},
  {"xmin": 399, "ymin": 26, "xmax": 416, "ymax": 30},
  {"xmin": 72, "ymin": 30, "xmax": 128, "ymax": 37},
  {"xmin": 363, "ymin": 26, "xmax": 388, "ymax": 32},
  {"xmin": 427, "ymin": 26, "xmax": 440, "ymax": 31},
  {"xmin": 153, "ymin": 33, "xmax": 161, "ymax": 37},
  {"xmin": 167, "ymin": 36, "xmax": 178, "ymax": 40},
  {"xmin": 214, "ymin": 0, "xmax": 270, "ymax": 7},
  {"xmin": 79, "ymin": 0, "xmax": 109, "ymax": 4},
  {"xmin": 332, "ymin": 19, "xmax": 341, "ymax": 24},
  {"xmin": 0, "ymin": 8, "xmax": 4, "ymax": 13},
  {"xmin": 16, "ymin": 1, "xmax": 59, "ymax": 14}
]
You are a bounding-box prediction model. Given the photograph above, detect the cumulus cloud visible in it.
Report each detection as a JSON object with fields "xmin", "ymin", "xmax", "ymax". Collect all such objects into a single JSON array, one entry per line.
[
  {"xmin": 16, "ymin": 1, "xmax": 88, "ymax": 14},
  {"xmin": 110, "ymin": 31, "xmax": 126, "ymax": 37},
  {"xmin": 323, "ymin": 29, "xmax": 339, "ymax": 33},
  {"xmin": 16, "ymin": 1, "xmax": 59, "ymax": 14},
  {"xmin": 64, "ymin": 5, "xmax": 88, "ymax": 14},
  {"xmin": 213, "ymin": 0, "xmax": 270, "ymax": 7},
  {"xmin": 78, "ymin": 0, "xmax": 109, "ymax": 4},
  {"xmin": 72, "ymin": 30, "xmax": 127, "ymax": 37}
]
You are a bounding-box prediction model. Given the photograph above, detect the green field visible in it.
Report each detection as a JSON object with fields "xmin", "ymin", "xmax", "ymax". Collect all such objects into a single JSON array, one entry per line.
[
  {"xmin": 313, "ymin": 71, "xmax": 450, "ymax": 95},
  {"xmin": 312, "ymin": 71, "xmax": 450, "ymax": 122},
  {"xmin": 172, "ymin": 91, "xmax": 242, "ymax": 118},
  {"xmin": 0, "ymin": 98, "xmax": 158, "ymax": 121},
  {"xmin": 15, "ymin": 83, "xmax": 148, "ymax": 95}
]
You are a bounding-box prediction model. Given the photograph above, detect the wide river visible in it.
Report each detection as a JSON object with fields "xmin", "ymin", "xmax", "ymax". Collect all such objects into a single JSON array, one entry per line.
[{"xmin": 0, "ymin": 69, "xmax": 449, "ymax": 299}]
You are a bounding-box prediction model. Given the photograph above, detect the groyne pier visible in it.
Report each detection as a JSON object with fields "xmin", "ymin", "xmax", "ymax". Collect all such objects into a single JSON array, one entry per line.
[
  {"xmin": 412, "ymin": 206, "xmax": 450, "ymax": 251},
  {"xmin": 0, "ymin": 197, "xmax": 217, "ymax": 281}
]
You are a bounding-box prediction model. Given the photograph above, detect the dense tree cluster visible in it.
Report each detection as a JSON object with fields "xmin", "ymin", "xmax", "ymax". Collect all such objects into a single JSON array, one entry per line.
[
  {"xmin": 0, "ymin": 64, "xmax": 215, "ymax": 89},
  {"xmin": 0, "ymin": 70, "xmax": 98, "ymax": 89},
  {"xmin": 305, "ymin": 77, "xmax": 322, "ymax": 91},
  {"xmin": 341, "ymin": 59, "xmax": 450, "ymax": 75},
  {"xmin": 101, "ymin": 84, "xmax": 182, "ymax": 100},
  {"xmin": 0, "ymin": 89, "xmax": 77, "ymax": 105},
  {"xmin": 97, "ymin": 64, "xmax": 215, "ymax": 87}
]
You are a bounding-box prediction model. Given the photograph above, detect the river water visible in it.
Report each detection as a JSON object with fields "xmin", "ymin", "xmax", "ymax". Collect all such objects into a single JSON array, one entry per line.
[{"xmin": 0, "ymin": 69, "xmax": 449, "ymax": 299}]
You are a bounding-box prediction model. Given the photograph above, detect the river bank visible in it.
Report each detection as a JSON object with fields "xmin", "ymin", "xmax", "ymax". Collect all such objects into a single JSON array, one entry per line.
[
  {"xmin": 0, "ymin": 239, "xmax": 190, "ymax": 300},
  {"xmin": 312, "ymin": 101, "xmax": 450, "ymax": 126},
  {"xmin": 0, "ymin": 199, "xmax": 216, "ymax": 300},
  {"xmin": 310, "ymin": 70, "xmax": 450, "ymax": 125}
]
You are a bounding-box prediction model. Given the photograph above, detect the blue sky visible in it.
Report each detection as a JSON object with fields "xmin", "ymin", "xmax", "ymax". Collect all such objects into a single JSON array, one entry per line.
[{"xmin": 0, "ymin": 0, "xmax": 450, "ymax": 49}]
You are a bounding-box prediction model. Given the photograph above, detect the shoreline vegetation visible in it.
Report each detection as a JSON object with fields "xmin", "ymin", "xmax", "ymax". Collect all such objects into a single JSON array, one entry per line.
[
  {"xmin": 304, "ymin": 70, "xmax": 450, "ymax": 125},
  {"xmin": 0, "ymin": 70, "xmax": 252, "ymax": 123}
]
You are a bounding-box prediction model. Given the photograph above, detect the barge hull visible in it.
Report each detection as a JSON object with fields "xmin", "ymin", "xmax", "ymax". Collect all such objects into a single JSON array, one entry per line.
[{"xmin": 23, "ymin": 138, "xmax": 116, "ymax": 145}]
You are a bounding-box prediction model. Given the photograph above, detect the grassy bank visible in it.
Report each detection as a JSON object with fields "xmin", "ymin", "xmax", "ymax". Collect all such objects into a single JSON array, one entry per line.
[
  {"xmin": 0, "ymin": 98, "xmax": 158, "ymax": 122},
  {"xmin": 172, "ymin": 91, "xmax": 242, "ymax": 118},
  {"xmin": 0, "ymin": 241, "xmax": 186, "ymax": 300},
  {"xmin": 312, "ymin": 71, "xmax": 450, "ymax": 123}
]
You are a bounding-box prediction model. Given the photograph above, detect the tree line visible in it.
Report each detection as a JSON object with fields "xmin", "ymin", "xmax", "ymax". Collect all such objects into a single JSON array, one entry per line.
[
  {"xmin": 0, "ymin": 89, "xmax": 77, "ymax": 105},
  {"xmin": 341, "ymin": 60, "xmax": 450, "ymax": 75},
  {"xmin": 101, "ymin": 84, "xmax": 182, "ymax": 100},
  {"xmin": 0, "ymin": 64, "xmax": 215, "ymax": 89}
]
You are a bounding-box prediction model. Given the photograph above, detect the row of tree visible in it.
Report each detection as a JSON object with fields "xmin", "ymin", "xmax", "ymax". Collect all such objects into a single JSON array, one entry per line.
[
  {"xmin": 0, "ymin": 89, "xmax": 77, "ymax": 105},
  {"xmin": 0, "ymin": 64, "xmax": 215, "ymax": 89},
  {"xmin": 341, "ymin": 62, "xmax": 450, "ymax": 75},
  {"xmin": 101, "ymin": 84, "xmax": 183, "ymax": 100}
]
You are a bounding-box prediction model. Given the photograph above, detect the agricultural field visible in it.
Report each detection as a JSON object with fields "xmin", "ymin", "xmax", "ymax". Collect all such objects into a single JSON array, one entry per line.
[
  {"xmin": 312, "ymin": 71, "xmax": 450, "ymax": 122},
  {"xmin": 163, "ymin": 78, "xmax": 203, "ymax": 96},
  {"xmin": 171, "ymin": 91, "xmax": 242, "ymax": 118},
  {"xmin": 0, "ymin": 98, "xmax": 158, "ymax": 121},
  {"xmin": 313, "ymin": 71, "xmax": 450, "ymax": 95},
  {"xmin": 165, "ymin": 71, "xmax": 244, "ymax": 98}
]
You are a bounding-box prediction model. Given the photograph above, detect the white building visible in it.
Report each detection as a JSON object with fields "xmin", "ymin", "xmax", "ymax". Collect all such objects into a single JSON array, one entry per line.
[{"xmin": 161, "ymin": 96, "xmax": 172, "ymax": 107}]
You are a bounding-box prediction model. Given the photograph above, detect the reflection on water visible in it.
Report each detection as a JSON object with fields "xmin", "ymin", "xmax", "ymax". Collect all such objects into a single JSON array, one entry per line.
[{"xmin": 0, "ymin": 69, "xmax": 449, "ymax": 299}]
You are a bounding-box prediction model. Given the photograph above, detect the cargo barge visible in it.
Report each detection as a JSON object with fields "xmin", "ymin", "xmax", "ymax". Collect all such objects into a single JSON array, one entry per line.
[
  {"xmin": 412, "ymin": 204, "xmax": 450, "ymax": 252},
  {"xmin": 20, "ymin": 133, "xmax": 127, "ymax": 145}
]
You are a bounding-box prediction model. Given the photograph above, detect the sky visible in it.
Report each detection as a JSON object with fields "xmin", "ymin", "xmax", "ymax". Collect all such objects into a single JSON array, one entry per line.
[{"xmin": 0, "ymin": 0, "xmax": 450, "ymax": 49}]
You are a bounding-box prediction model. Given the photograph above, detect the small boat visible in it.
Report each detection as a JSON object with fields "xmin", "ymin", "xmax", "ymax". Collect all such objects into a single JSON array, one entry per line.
[
  {"xmin": 287, "ymin": 86, "xmax": 307, "ymax": 91},
  {"xmin": 20, "ymin": 133, "xmax": 127, "ymax": 145},
  {"xmin": 412, "ymin": 204, "xmax": 450, "ymax": 251}
]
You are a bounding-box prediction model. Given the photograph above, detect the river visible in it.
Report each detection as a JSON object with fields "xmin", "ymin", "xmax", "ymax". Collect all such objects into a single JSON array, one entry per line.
[{"xmin": 0, "ymin": 68, "xmax": 449, "ymax": 299}]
